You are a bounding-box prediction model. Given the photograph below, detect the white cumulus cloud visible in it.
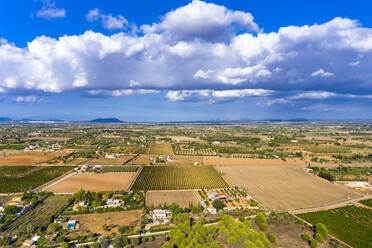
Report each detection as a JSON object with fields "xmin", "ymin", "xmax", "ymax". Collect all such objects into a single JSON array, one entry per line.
[{"xmin": 36, "ymin": 0, "xmax": 66, "ymax": 19}]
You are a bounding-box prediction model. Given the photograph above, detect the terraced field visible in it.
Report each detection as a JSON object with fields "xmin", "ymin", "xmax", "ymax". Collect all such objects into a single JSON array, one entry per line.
[{"xmin": 131, "ymin": 166, "xmax": 229, "ymax": 190}]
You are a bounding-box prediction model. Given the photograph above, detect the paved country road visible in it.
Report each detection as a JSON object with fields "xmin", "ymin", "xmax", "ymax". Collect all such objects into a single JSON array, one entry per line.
[{"xmin": 289, "ymin": 195, "xmax": 372, "ymax": 214}]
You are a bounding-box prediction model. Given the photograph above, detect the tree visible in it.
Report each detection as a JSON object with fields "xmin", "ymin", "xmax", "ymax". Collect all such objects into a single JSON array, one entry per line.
[
  {"xmin": 131, "ymin": 237, "xmax": 141, "ymax": 246},
  {"xmin": 259, "ymin": 223, "xmax": 267, "ymax": 231},
  {"xmin": 118, "ymin": 225, "xmax": 128, "ymax": 234},
  {"xmin": 255, "ymin": 212, "xmax": 266, "ymax": 225},
  {"xmin": 315, "ymin": 223, "xmax": 328, "ymax": 238},
  {"xmin": 310, "ymin": 239, "xmax": 318, "ymax": 248},
  {"xmin": 268, "ymin": 233, "xmax": 276, "ymax": 243},
  {"xmin": 212, "ymin": 199, "xmax": 224, "ymax": 210},
  {"xmin": 173, "ymin": 213, "xmax": 190, "ymax": 225},
  {"xmin": 315, "ymin": 233, "xmax": 324, "ymax": 243},
  {"xmin": 112, "ymin": 235, "xmax": 125, "ymax": 248},
  {"xmin": 301, "ymin": 233, "xmax": 311, "ymax": 242},
  {"xmin": 3, "ymin": 205, "xmax": 18, "ymax": 215},
  {"xmin": 60, "ymin": 242, "xmax": 69, "ymax": 248}
]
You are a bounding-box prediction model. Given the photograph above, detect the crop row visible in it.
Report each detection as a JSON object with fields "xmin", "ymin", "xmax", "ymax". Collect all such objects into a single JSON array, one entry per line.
[{"xmin": 131, "ymin": 165, "xmax": 229, "ymax": 190}]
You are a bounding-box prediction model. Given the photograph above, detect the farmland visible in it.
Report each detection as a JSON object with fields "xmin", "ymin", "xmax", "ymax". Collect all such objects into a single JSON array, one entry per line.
[
  {"xmin": 0, "ymin": 166, "xmax": 74, "ymax": 193},
  {"xmin": 73, "ymin": 210, "xmax": 142, "ymax": 235},
  {"xmin": 138, "ymin": 144, "xmax": 174, "ymax": 155},
  {"xmin": 4, "ymin": 195, "xmax": 71, "ymax": 243},
  {"xmin": 0, "ymin": 152, "xmax": 64, "ymax": 166},
  {"xmin": 359, "ymin": 198, "xmax": 372, "ymax": 207},
  {"xmin": 215, "ymin": 165, "xmax": 361, "ymax": 211},
  {"xmin": 47, "ymin": 172, "xmax": 137, "ymax": 193},
  {"xmin": 297, "ymin": 205, "xmax": 372, "ymax": 248},
  {"xmin": 131, "ymin": 166, "xmax": 229, "ymax": 190},
  {"xmin": 203, "ymin": 157, "xmax": 288, "ymax": 166},
  {"xmin": 86, "ymin": 155, "xmax": 134, "ymax": 165},
  {"xmin": 146, "ymin": 190, "xmax": 200, "ymax": 208}
]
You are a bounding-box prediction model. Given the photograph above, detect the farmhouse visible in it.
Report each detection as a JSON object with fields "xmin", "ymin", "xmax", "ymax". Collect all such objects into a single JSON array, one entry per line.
[
  {"xmin": 73, "ymin": 201, "xmax": 88, "ymax": 211},
  {"xmin": 106, "ymin": 198, "xmax": 124, "ymax": 207},
  {"xmin": 152, "ymin": 209, "xmax": 172, "ymax": 220},
  {"xmin": 207, "ymin": 207, "xmax": 217, "ymax": 214}
]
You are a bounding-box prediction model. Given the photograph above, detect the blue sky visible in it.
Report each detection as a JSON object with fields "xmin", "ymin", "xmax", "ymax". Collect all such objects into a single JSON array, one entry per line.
[{"xmin": 0, "ymin": 0, "xmax": 371, "ymax": 121}]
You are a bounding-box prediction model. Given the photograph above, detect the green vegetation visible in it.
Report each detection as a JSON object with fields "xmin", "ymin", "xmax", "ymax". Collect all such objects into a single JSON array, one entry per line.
[
  {"xmin": 298, "ymin": 205, "xmax": 372, "ymax": 248},
  {"xmin": 310, "ymin": 165, "xmax": 372, "ymax": 181},
  {"xmin": 3, "ymin": 195, "xmax": 70, "ymax": 243},
  {"xmin": 0, "ymin": 166, "xmax": 74, "ymax": 193},
  {"xmin": 100, "ymin": 165, "xmax": 139, "ymax": 173},
  {"xmin": 162, "ymin": 214, "xmax": 272, "ymax": 248},
  {"xmin": 359, "ymin": 198, "xmax": 372, "ymax": 208},
  {"xmin": 131, "ymin": 165, "xmax": 229, "ymax": 190}
]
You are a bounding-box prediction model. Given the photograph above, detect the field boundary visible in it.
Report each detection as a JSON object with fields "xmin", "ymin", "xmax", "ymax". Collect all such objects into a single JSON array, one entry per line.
[
  {"xmin": 129, "ymin": 165, "xmax": 144, "ymax": 190},
  {"xmin": 289, "ymin": 195, "xmax": 372, "ymax": 214},
  {"xmin": 34, "ymin": 170, "xmax": 77, "ymax": 192},
  {"xmin": 292, "ymin": 214, "xmax": 353, "ymax": 248}
]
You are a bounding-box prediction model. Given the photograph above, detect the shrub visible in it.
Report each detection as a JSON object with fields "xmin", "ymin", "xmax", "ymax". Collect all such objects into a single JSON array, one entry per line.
[
  {"xmin": 268, "ymin": 233, "xmax": 276, "ymax": 243},
  {"xmin": 315, "ymin": 233, "xmax": 324, "ymax": 243},
  {"xmin": 315, "ymin": 223, "xmax": 328, "ymax": 238},
  {"xmin": 212, "ymin": 199, "xmax": 224, "ymax": 210},
  {"xmin": 301, "ymin": 233, "xmax": 311, "ymax": 242},
  {"xmin": 259, "ymin": 223, "xmax": 267, "ymax": 231},
  {"xmin": 131, "ymin": 237, "xmax": 141, "ymax": 245},
  {"xmin": 310, "ymin": 239, "xmax": 318, "ymax": 248},
  {"xmin": 255, "ymin": 212, "xmax": 266, "ymax": 225}
]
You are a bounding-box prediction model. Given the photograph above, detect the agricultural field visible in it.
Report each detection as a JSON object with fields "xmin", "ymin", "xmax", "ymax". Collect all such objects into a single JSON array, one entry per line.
[
  {"xmin": 0, "ymin": 152, "xmax": 64, "ymax": 166},
  {"xmin": 203, "ymin": 157, "xmax": 288, "ymax": 166},
  {"xmin": 86, "ymin": 155, "xmax": 134, "ymax": 165},
  {"xmin": 131, "ymin": 166, "xmax": 229, "ymax": 190},
  {"xmin": 359, "ymin": 198, "xmax": 372, "ymax": 208},
  {"xmin": 148, "ymin": 144, "xmax": 174, "ymax": 155},
  {"xmin": 47, "ymin": 172, "xmax": 137, "ymax": 193},
  {"xmin": 297, "ymin": 205, "xmax": 372, "ymax": 248},
  {"xmin": 73, "ymin": 210, "xmax": 142, "ymax": 235},
  {"xmin": 215, "ymin": 165, "xmax": 361, "ymax": 211},
  {"xmin": 167, "ymin": 155, "xmax": 203, "ymax": 166},
  {"xmin": 173, "ymin": 144, "xmax": 216, "ymax": 156},
  {"xmin": 128, "ymin": 154, "xmax": 151, "ymax": 165},
  {"xmin": 146, "ymin": 190, "xmax": 200, "ymax": 208},
  {"xmin": 4, "ymin": 195, "xmax": 71, "ymax": 244},
  {"xmin": 0, "ymin": 166, "xmax": 75, "ymax": 193}
]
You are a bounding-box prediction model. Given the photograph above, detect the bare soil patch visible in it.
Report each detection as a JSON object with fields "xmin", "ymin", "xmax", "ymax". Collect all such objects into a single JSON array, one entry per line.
[
  {"xmin": 74, "ymin": 210, "xmax": 142, "ymax": 235},
  {"xmin": 0, "ymin": 152, "xmax": 64, "ymax": 166},
  {"xmin": 47, "ymin": 172, "xmax": 137, "ymax": 193},
  {"xmin": 128, "ymin": 154, "xmax": 151, "ymax": 165},
  {"xmin": 204, "ymin": 157, "xmax": 288, "ymax": 166},
  {"xmin": 167, "ymin": 156, "xmax": 203, "ymax": 166},
  {"xmin": 215, "ymin": 165, "xmax": 360, "ymax": 211},
  {"xmin": 146, "ymin": 190, "xmax": 200, "ymax": 208}
]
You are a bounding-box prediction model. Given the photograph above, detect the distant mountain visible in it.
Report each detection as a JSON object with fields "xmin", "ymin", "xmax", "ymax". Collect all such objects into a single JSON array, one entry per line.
[
  {"xmin": 90, "ymin": 118, "xmax": 124, "ymax": 123},
  {"xmin": 0, "ymin": 117, "xmax": 11, "ymax": 122}
]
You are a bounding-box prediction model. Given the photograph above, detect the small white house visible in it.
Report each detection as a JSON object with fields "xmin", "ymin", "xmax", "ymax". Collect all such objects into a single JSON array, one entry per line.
[
  {"xmin": 152, "ymin": 209, "xmax": 172, "ymax": 220},
  {"xmin": 207, "ymin": 207, "xmax": 217, "ymax": 214}
]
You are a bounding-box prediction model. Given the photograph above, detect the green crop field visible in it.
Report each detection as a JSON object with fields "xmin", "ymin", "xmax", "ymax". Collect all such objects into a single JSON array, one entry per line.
[
  {"xmin": 0, "ymin": 166, "xmax": 75, "ymax": 193},
  {"xmin": 359, "ymin": 198, "xmax": 372, "ymax": 208},
  {"xmin": 297, "ymin": 205, "xmax": 372, "ymax": 248},
  {"xmin": 101, "ymin": 165, "xmax": 139, "ymax": 173},
  {"xmin": 131, "ymin": 165, "xmax": 229, "ymax": 190}
]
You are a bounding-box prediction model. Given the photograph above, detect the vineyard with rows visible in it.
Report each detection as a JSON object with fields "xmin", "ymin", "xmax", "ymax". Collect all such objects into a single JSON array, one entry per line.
[{"xmin": 131, "ymin": 165, "xmax": 229, "ymax": 190}]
